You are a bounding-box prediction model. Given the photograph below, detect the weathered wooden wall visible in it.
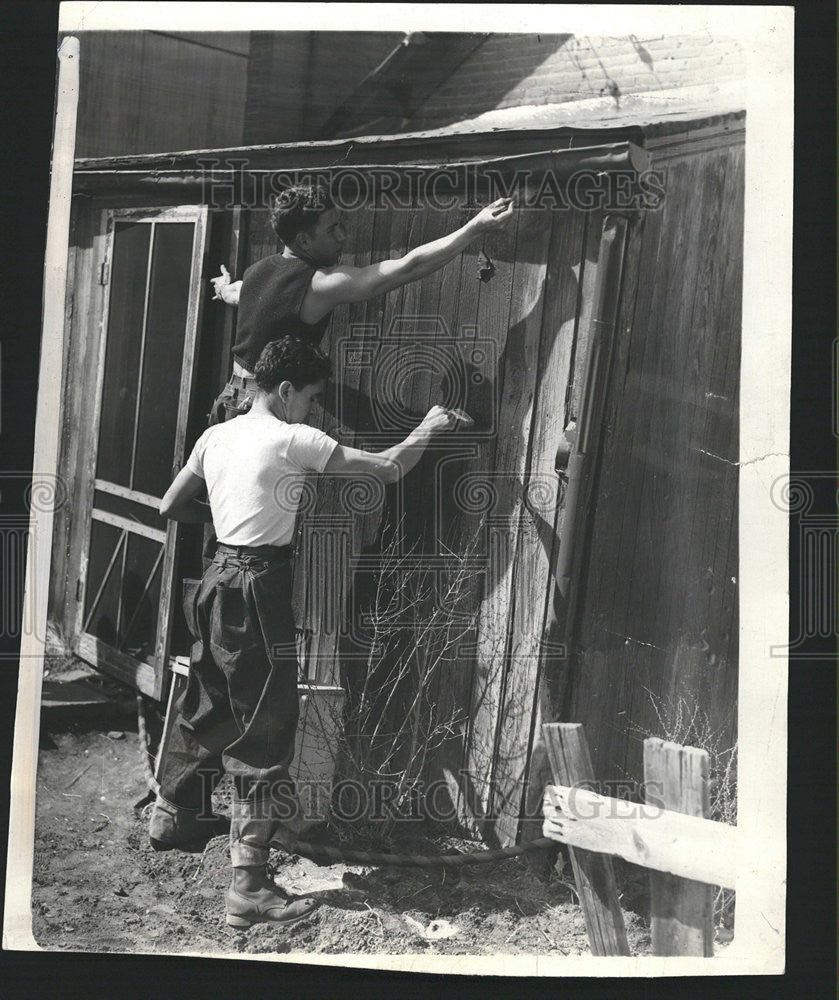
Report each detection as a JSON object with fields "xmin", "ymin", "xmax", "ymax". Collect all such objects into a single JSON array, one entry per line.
[
  {"xmin": 68, "ymin": 32, "xmax": 249, "ymax": 157},
  {"xmin": 229, "ymin": 192, "xmax": 601, "ymax": 844},
  {"xmin": 559, "ymin": 132, "xmax": 743, "ymax": 787},
  {"xmin": 244, "ymin": 31, "xmax": 403, "ymax": 143},
  {"xmin": 200, "ymin": 137, "xmax": 742, "ymax": 841},
  {"xmin": 53, "ymin": 123, "xmax": 743, "ymax": 847}
]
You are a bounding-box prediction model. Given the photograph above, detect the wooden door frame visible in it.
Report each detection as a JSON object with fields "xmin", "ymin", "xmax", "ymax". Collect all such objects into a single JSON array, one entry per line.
[{"xmin": 73, "ymin": 204, "xmax": 210, "ymax": 699}]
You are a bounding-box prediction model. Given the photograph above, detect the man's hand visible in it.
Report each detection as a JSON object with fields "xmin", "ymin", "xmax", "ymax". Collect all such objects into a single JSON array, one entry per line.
[
  {"xmin": 210, "ymin": 264, "xmax": 231, "ymax": 299},
  {"xmin": 470, "ymin": 198, "xmax": 516, "ymax": 233},
  {"xmin": 420, "ymin": 405, "xmax": 474, "ymax": 435},
  {"xmin": 210, "ymin": 264, "xmax": 242, "ymax": 306}
]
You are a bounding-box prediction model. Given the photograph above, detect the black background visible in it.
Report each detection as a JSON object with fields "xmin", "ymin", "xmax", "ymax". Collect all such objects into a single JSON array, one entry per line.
[{"xmin": 1, "ymin": 3, "xmax": 835, "ymax": 997}]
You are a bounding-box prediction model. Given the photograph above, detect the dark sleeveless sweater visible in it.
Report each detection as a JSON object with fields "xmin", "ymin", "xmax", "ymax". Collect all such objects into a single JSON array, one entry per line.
[{"xmin": 232, "ymin": 254, "xmax": 331, "ymax": 371}]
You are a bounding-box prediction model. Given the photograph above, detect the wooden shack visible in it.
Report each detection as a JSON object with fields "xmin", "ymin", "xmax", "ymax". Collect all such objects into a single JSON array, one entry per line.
[{"xmin": 49, "ymin": 111, "xmax": 743, "ymax": 846}]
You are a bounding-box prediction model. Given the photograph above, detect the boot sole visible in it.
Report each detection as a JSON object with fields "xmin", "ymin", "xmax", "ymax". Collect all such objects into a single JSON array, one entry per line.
[
  {"xmin": 226, "ymin": 903, "xmax": 318, "ymax": 930},
  {"xmin": 149, "ymin": 836, "xmax": 209, "ymax": 852}
]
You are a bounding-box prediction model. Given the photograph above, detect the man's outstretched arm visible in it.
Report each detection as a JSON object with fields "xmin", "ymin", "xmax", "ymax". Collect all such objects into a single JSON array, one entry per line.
[
  {"xmin": 306, "ymin": 198, "xmax": 514, "ymax": 316},
  {"xmin": 323, "ymin": 406, "xmax": 472, "ymax": 484},
  {"xmin": 211, "ymin": 198, "xmax": 514, "ymax": 311}
]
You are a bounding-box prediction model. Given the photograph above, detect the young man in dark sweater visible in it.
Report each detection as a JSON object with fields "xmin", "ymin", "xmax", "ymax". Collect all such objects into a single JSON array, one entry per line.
[
  {"xmin": 150, "ymin": 183, "xmax": 508, "ymax": 850},
  {"xmin": 209, "ymin": 182, "xmax": 514, "ymax": 422}
]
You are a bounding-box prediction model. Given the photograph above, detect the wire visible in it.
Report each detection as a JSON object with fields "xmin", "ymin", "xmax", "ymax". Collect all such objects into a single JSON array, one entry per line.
[
  {"xmin": 134, "ymin": 694, "xmax": 159, "ymax": 814},
  {"xmin": 136, "ymin": 687, "xmax": 557, "ymax": 868},
  {"xmin": 275, "ymin": 835, "xmax": 557, "ymax": 869}
]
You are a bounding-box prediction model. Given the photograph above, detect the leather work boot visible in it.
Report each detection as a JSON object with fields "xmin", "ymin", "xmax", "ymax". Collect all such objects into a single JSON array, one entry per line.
[
  {"xmin": 148, "ymin": 792, "xmax": 228, "ymax": 851},
  {"xmin": 229, "ymin": 791, "xmax": 321, "ymax": 867},
  {"xmin": 225, "ymin": 866, "xmax": 319, "ymax": 929}
]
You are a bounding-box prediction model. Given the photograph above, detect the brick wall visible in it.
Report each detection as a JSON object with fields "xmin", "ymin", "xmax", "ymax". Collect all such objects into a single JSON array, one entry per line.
[{"xmin": 407, "ymin": 33, "xmax": 745, "ymax": 130}]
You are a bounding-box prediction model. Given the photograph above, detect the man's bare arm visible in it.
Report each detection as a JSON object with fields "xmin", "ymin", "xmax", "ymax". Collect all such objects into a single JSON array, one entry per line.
[
  {"xmin": 160, "ymin": 468, "xmax": 213, "ymax": 523},
  {"xmin": 323, "ymin": 406, "xmax": 472, "ymax": 483},
  {"xmin": 305, "ymin": 199, "xmax": 514, "ymax": 318},
  {"xmin": 210, "ymin": 199, "xmax": 514, "ymax": 313}
]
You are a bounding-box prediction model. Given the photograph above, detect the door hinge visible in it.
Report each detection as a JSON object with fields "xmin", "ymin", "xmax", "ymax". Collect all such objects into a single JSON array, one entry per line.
[
  {"xmin": 99, "ymin": 260, "xmax": 109, "ymax": 285},
  {"xmin": 76, "ymin": 578, "xmax": 83, "ymax": 602}
]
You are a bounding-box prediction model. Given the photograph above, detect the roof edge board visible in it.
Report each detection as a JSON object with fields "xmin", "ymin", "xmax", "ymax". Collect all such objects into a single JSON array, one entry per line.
[
  {"xmin": 72, "ymin": 141, "xmax": 652, "ymax": 196},
  {"xmin": 74, "ymin": 123, "xmax": 648, "ymax": 172}
]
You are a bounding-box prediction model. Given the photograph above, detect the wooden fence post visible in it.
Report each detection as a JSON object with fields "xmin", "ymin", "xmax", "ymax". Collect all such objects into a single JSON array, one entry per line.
[
  {"xmin": 644, "ymin": 737, "xmax": 715, "ymax": 956},
  {"xmin": 542, "ymin": 723, "xmax": 630, "ymax": 956}
]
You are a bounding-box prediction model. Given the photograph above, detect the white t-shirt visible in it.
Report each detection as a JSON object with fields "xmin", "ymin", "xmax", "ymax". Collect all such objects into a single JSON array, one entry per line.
[{"xmin": 186, "ymin": 411, "xmax": 337, "ymax": 547}]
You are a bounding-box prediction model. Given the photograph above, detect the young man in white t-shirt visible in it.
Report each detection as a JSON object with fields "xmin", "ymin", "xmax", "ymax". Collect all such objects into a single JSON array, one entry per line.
[{"xmin": 149, "ymin": 336, "xmax": 466, "ymax": 928}]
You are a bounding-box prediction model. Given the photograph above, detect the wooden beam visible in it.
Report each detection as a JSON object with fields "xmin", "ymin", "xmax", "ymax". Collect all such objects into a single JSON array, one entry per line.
[
  {"xmin": 74, "ymin": 127, "xmax": 646, "ymax": 171},
  {"xmin": 73, "ymin": 142, "xmax": 650, "ymax": 195},
  {"xmin": 542, "ymin": 784, "xmax": 737, "ymax": 890},
  {"xmin": 542, "ymin": 723, "xmax": 630, "ymax": 956},
  {"xmin": 644, "ymin": 738, "xmax": 716, "ymax": 956},
  {"xmin": 74, "ymin": 632, "xmax": 158, "ymax": 698},
  {"xmin": 90, "ymin": 508, "xmax": 166, "ymax": 544},
  {"xmin": 94, "ymin": 478, "xmax": 163, "ymax": 509}
]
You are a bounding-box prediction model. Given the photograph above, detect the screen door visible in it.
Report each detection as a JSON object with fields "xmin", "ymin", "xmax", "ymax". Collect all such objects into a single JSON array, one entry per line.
[{"xmin": 75, "ymin": 206, "xmax": 209, "ymax": 699}]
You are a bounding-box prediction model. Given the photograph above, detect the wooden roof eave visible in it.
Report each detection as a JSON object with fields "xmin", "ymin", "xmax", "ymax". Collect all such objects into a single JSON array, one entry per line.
[
  {"xmin": 74, "ymin": 123, "xmax": 647, "ymax": 172},
  {"xmin": 73, "ymin": 137, "xmax": 651, "ymax": 196}
]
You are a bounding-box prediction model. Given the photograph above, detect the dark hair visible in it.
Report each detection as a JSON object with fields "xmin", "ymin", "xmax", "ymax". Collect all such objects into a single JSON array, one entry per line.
[
  {"xmin": 269, "ymin": 183, "xmax": 334, "ymax": 243},
  {"xmin": 253, "ymin": 336, "xmax": 331, "ymax": 392}
]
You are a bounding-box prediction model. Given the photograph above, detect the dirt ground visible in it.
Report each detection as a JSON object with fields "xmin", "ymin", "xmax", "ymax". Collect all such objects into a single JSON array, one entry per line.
[{"xmin": 31, "ymin": 663, "xmax": 656, "ymax": 959}]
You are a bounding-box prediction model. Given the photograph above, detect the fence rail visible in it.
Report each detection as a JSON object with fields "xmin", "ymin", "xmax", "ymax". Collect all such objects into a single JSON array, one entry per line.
[{"xmin": 541, "ymin": 722, "xmax": 736, "ymax": 957}]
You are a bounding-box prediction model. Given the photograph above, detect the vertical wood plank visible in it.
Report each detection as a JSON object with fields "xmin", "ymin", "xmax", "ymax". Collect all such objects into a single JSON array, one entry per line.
[
  {"xmin": 426, "ymin": 203, "xmax": 487, "ymax": 819},
  {"xmin": 577, "ymin": 208, "xmax": 648, "ymax": 781},
  {"xmin": 395, "ymin": 204, "xmax": 471, "ymax": 780},
  {"xmin": 644, "ymin": 737, "xmax": 715, "ymax": 956},
  {"xmin": 502, "ymin": 207, "xmax": 589, "ymax": 848},
  {"xmin": 334, "ymin": 203, "xmax": 413, "ymax": 715},
  {"xmin": 567, "ymin": 212, "xmax": 603, "ymax": 423},
  {"xmin": 480, "ymin": 206, "xmax": 559, "ymax": 845},
  {"xmin": 458, "ymin": 204, "xmax": 524, "ymax": 837},
  {"xmin": 55, "ymin": 205, "xmax": 106, "ymax": 642},
  {"xmin": 542, "ymin": 722, "xmax": 631, "ymax": 956},
  {"xmin": 555, "ymin": 215, "xmax": 629, "ymax": 778},
  {"xmin": 681, "ymin": 143, "xmax": 743, "ymax": 730},
  {"xmin": 574, "ymin": 207, "xmax": 653, "ymax": 780},
  {"xmin": 653, "ymin": 153, "xmax": 729, "ymax": 721}
]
